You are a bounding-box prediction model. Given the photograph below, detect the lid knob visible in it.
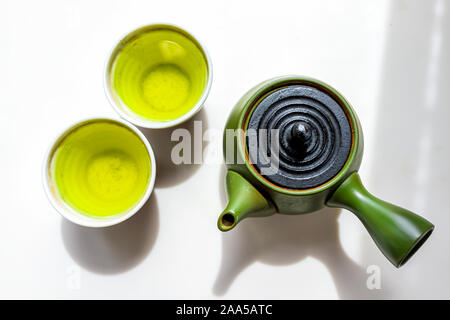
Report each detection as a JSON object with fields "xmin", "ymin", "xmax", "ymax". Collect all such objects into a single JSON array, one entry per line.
[{"xmin": 289, "ymin": 121, "xmax": 312, "ymax": 147}]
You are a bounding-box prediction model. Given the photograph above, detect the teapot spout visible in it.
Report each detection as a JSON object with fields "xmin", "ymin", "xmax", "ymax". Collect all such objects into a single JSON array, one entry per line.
[{"xmin": 218, "ymin": 171, "xmax": 276, "ymax": 231}]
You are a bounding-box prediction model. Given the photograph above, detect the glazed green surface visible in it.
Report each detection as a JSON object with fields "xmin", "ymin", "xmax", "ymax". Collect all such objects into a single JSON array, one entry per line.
[
  {"xmin": 218, "ymin": 171, "xmax": 275, "ymax": 231},
  {"xmin": 219, "ymin": 76, "xmax": 434, "ymax": 267},
  {"xmin": 51, "ymin": 121, "xmax": 151, "ymax": 218},
  {"xmin": 327, "ymin": 172, "xmax": 434, "ymax": 267},
  {"xmin": 112, "ymin": 27, "xmax": 208, "ymax": 122},
  {"xmin": 222, "ymin": 76, "xmax": 363, "ymax": 214}
]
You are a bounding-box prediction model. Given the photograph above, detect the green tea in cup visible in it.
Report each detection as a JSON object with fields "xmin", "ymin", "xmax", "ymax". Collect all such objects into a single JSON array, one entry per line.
[
  {"xmin": 105, "ymin": 24, "xmax": 212, "ymax": 128},
  {"xmin": 43, "ymin": 118, "xmax": 156, "ymax": 227}
]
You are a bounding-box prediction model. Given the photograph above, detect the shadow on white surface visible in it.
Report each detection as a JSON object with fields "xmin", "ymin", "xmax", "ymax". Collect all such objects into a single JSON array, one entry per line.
[
  {"xmin": 213, "ymin": 167, "xmax": 391, "ymax": 299},
  {"xmin": 140, "ymin": 108, "xmax": 209, "ymax": 188},
  {"xmin": 61, "ymin": 193, "xmax": 159, "ymax": 274},
  {"xmin": 215, "ymin": 0, "xmax": 450, "ymax": 299},
  {"xmin": 362, "ymin": 0, "xmax": 450, "ymax": 298},
  {"xmin": 60, "ymin": 108, "xmax": 208, "ymax": 275}
]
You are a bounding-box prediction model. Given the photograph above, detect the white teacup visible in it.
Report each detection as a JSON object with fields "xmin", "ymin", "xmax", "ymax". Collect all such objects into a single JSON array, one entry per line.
[
  {"xmin": 43, "ymin": 117, "xmax": 156, "ymax": 227},
  {"xmin": 104, "ymin": 23, "xmax": 213, "ymax": 129}
]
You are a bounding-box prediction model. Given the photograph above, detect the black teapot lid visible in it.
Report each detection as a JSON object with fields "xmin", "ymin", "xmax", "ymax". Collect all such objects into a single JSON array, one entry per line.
[{"xmin": 247, "ymin": 84, "xmax": 352, "ymax": 189}]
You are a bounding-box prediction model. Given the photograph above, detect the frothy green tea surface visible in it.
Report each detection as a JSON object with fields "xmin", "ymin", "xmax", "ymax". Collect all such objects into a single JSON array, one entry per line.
[
  {"xmin": 51, "ymin": 120, "xmax": 151, "ymax": 218},
  {"xmin": 142, "ymin": 64, "xmax": 190, "ymax": 112},
  {"xmin": 111, "ymin": 27, "xmax": 208, "ymax": 122}
]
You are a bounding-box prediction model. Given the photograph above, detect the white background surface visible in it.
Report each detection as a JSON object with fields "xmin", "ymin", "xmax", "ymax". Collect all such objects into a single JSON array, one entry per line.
[{"xmin": 1, "ymin": 0, "xmax": 449, "ymax": 299}]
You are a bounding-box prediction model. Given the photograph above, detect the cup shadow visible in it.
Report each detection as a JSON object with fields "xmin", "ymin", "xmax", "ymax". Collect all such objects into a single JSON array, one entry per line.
[
  {"xmin": 61, "ymin": 193, "xmax": 159, "ymax": 275},
  {"xmin": 139, "ymin": 108, "xmax": 209, "ymax": 189},
  {"xmin": 214, "ymin": 166, "xmax": 391, "ymax": 299}
]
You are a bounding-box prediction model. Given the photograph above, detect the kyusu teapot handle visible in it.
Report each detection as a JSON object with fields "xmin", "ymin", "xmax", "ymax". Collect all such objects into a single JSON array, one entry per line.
[{"xmin": 327, "ymin": 172, "xmax": 434, "ymax": 267}]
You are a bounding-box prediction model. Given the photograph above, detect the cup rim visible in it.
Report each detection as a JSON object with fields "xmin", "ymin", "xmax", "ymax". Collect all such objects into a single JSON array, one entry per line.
[
  {"xmin": 103, "ymin": 22, "xmax": 213, "ymax": 129},
  {"xmin": 42, "ymin": 116, "xmax": 157, "ymax": 228}
]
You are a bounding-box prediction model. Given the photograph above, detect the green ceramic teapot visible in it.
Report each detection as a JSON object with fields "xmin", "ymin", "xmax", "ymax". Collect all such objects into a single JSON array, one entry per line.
[{"xmin": 218, "ymin": 75, "xmax": 434, "ymax": 268}]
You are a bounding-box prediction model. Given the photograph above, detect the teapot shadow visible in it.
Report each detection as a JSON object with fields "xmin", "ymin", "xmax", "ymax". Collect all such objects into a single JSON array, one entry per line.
[
  {"xmin": 359, "ymin": 0, "xmax": 450, "ymax": 298},
  {"xmin": 61, "ymin": 193, "xmax": 159, "ymax": 274},
  {"xmin": 214, "ymin": 167, "xmax": 390, "ymax": 299},
  {"xmin": 140, "ymin": 108, "xmax": 209, "ymax": 188}
]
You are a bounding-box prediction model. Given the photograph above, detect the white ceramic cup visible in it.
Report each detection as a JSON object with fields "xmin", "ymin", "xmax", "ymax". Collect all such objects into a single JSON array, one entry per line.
[
  {"xmin": 42, "ymin": 117, "xmax": 156, "ymax": 228},
  {"xmin": 104, "ymin": 23, "xmax": 213, "ymax": 129}
]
